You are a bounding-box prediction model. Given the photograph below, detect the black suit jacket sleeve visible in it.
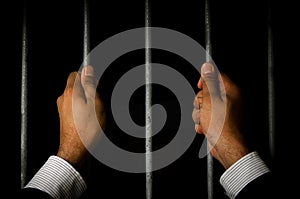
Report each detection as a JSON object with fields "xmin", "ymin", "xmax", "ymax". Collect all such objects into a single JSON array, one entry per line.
[
  {"xmin": 19, "ymin": 188, "xmax": 54, "ymax": 199},
  {"xmin": 236, "ymin": 172, "xmax": 275, "ymax": 199}
]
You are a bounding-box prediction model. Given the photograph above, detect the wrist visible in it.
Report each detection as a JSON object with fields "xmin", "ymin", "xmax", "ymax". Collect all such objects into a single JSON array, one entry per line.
[
  {"xmin": 57, "ymin": 149, "xmax": 88, "ymax": 171},
  {"xmin": 215, "ymin": 137, "xmax": 250, "ymax": 169}
]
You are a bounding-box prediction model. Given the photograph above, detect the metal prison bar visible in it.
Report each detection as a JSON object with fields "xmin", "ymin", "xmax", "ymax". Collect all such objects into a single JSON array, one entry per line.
[
  {"xmin": 204, "ymin": 0, "xmax": 214, "ymax": 198},
  {"xmin": 83, "ymin": 0, "xmax": 90, "ymax": 66},
  {"xmin": 20, "ymin": 0, "xmax": 275, "ymax": 198},
  {"xmin": 21, "ymin": 4, "xmax": 28, "ymax": 189},
  {"xmin": 268, "ymin": 0, "xmax": 275, "ymax": 161},
  {"xmin": 145, "ymin": 1, "xmax": 153, "ymax": 199}
]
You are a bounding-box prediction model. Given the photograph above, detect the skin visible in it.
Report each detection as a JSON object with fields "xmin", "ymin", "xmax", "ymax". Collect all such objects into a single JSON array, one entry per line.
[
  {"xmin": 55, "ymin": 63, "xmax": 248, "ymax": 171},
  {"xmin": 192, "ymin": 63, "xmax": 250, "ymax": 169},
  {"xmin": 56, "ymin": 65, "xmax": 106, "ymax": 170}
]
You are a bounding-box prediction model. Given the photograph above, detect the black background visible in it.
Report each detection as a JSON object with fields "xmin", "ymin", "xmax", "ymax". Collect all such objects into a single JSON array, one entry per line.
[{"xmin": 10, "ymin": 0, "xmax": 298, "ymax": 198}]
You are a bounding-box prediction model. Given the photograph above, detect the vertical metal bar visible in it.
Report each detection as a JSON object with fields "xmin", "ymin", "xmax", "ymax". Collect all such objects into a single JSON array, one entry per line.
[
  {"xmin": 205, "ymin": 0, "xmax": 214, "ymax": 198},
  {"xmin": 267, "ymin": 0, "xmax": 275, "ymax": 160},
  {"xmin": 145, "ymin": 0, "xmax": 152, "ymax": 199},
  {"xmin": 82, "ymin": 0, "xmax": 93, "ymax": 194},
  {"xmin": 205, "ymin": 0, "xmax": 212, "ymax": 62},
  {"xmin": 83, "ymin": 0, "xmax": 90, "ymax": 66},
  {"xmin": 21, "ymin": 2, "xmax": 28, "ymax": 189}
]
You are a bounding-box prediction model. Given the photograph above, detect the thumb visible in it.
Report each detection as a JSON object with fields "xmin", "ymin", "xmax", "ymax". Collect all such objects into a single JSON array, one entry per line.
[
  {"xmin": 81, "ymin": 65, "xmax": 97, "ymax": 103},
  {"xmin": 201, "ymin": 63, "xmax": 221, "ymax": 99}
]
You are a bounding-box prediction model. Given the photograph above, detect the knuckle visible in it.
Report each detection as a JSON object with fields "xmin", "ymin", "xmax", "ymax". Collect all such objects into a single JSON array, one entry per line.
[
  {"xmin": 64, "ymin": 88, "xmax": 73, "ymax": 96},
  {"xmin": 84, "ymin": 77, "xmax": 96, "ymax": 86},
  {"xmin": 192, "ymin": 109, "xmax": 200, "ymax": 124}
]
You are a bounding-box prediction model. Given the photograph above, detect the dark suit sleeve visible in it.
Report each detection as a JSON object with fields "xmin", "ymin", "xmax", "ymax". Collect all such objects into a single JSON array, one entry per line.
[
  {"xmin": 19, "ymin": 188, "xmax": 54, "ymax": 199},
  {"xmin": 236, "ymin": 172, "xmax": 274, "ymax": 199}
]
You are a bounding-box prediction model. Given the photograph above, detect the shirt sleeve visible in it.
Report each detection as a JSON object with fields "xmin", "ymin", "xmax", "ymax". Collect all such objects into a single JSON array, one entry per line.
[
  {"xmin": 25, "ymin": 155, "xmax": 87, "ymax": 199},
  {"xmin": 219, "ymin": 151, "xmax": 271, "ymax": 199}
]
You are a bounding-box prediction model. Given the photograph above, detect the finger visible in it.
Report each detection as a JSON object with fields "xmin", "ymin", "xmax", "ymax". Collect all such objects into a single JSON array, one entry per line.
[
  {"xmin": 193, "ymin": 91, "xmax": 203, "ymax": 109},
  {"xmin": 201, "ymin": 62, "xmax": 221, "ymax": 99},
  {"xmin": 73, "ymin": 71, "xmax": 86, "ymax": 101},
  {"xmin": 195, "ymin": 124, "xmax": 203, "ymax": 134},
  {"xmin": 65, "ymin": 72, "xmax": 77, "ymax": 90},
  {"xmin": 192, "ymin": 108, "xmax": 200, "ymax": 124},
  {"xmin": 64, "ymin": 71, "xmax": 85, "ymax": 101},
  {"xmin": 197, "ymin": 77, "xmax": 203, "ymax": 89},
  {"xmin": 193, "ymin": 96, "xmax": 200, "ymax": 109},
  {"xmin": 81, "ymin": 65, "xmax": 97, "ymax": 103}
]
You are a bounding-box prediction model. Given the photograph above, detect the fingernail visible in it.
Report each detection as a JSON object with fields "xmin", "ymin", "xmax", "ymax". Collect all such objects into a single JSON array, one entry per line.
[
  {"xmin": 202, "ymin": 63, "xmax": 213, "ymax": 74},
  {"xmin": 84, "ymin": 66, "xmax": 94, "ymax": 76}
]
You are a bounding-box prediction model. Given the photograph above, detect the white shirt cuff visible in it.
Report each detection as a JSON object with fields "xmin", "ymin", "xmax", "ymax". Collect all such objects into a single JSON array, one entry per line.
[
  {"xmin": 25, "ymin": 155, "xmax": 87, "ymax": 199},
  {"xmin": 219, "ymin": 151, "xmax": 270, "ymax": 199}
]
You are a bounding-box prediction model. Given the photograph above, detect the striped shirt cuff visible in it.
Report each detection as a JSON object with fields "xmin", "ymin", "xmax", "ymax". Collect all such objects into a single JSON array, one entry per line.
[
  {"xmin": 219, "ymin": 151, "xmax": 270, "ymax": 199},
  {"xmin": 25, "ymin": 155, "xmax": 87, "ymax": 199}
]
